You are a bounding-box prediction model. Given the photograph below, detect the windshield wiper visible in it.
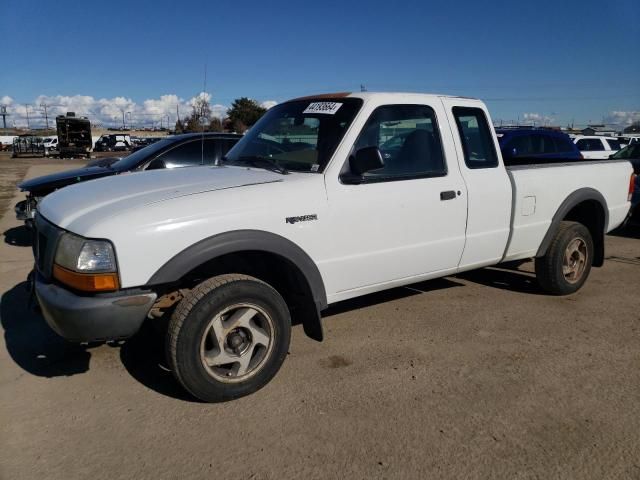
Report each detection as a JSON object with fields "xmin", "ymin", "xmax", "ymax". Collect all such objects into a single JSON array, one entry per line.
[{"xmin": 223, "ymin": 155, "xmax": 288, "ymax": 175}]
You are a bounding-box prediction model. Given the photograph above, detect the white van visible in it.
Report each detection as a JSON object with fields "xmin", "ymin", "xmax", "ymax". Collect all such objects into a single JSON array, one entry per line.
[{"xmin": 42, "ymin": 136, "xmax": 59, "ymax": 156}]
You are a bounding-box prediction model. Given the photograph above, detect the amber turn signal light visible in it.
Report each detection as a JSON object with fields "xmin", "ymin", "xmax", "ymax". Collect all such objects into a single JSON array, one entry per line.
[{"xmin": 53, "ymin": 264, "xmax": 119, "ymax": 292}]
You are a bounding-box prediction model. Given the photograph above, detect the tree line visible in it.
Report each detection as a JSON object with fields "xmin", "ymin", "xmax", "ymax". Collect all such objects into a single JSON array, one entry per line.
[{"xmin": 175, "ymin": 97, "xmax": 267, "ymax": 134}]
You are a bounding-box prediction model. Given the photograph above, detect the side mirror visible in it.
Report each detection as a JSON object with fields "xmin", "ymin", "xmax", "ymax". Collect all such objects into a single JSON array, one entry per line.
[
  {"xmin": 350, "ymin": 146, "xmax": 384, "ymax": 175},
  {"xmin": 147, "ymin": 158, "xmax": 166, "ymax": 170}
]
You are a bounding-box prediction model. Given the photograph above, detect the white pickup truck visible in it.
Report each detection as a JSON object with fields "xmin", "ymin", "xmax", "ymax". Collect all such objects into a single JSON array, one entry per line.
[{"xmin": 33, "ymin": 92, "xmax": 634, "ymax": 402}]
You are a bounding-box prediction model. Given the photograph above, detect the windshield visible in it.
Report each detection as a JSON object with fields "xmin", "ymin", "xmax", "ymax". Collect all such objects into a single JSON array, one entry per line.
[
  {"xmin": 224, "ymin": 98, "xmax": 363, "ymax": 173},
  {"xmin": 611, "ymin": 144, "xmax": 639, "ymax": 160},
  {"xmin": 112, "ymin": 137, "xmax": 176, "ymax": 170}
]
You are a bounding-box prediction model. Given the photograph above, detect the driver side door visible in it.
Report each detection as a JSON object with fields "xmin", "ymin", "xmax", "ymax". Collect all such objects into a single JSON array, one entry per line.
[{"xmin": 322, "ymin": 102, "xmax": 467, "ymax": 302}]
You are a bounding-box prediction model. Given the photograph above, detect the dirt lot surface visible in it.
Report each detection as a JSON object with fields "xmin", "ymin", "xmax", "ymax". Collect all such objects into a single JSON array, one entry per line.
[{"xmin": 1, "ymin": 159, "xmax": 639, "ymax": 479}]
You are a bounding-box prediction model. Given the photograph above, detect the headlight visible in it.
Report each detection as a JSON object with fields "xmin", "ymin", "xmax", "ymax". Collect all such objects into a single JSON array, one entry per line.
[
  {"xmin": 55, "ymin": 233, "xmax": 116, "ymax": 272},
  {"xmin": 53, "ymin": 233, "xmax": 119, "ymax": 292}
]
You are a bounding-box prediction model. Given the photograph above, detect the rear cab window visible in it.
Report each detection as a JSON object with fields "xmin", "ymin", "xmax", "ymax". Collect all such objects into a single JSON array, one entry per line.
[{"xmin": 452, "ymin": 107, "xmax": 499, "ymax": 168}]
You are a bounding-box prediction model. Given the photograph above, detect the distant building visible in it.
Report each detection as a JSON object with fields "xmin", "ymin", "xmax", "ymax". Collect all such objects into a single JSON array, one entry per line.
[{"xmin": 581, "ymin": 125, "xmax": 617, "ymax": 136}]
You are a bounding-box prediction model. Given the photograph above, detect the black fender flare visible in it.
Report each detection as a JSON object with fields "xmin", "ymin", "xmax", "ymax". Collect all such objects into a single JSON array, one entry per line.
[
  {"xmin": 146, "ymin": 230, "xmax": 328, "ymax": 339},
  {"xmin": 536, "ymin": 188, "xmax": 608, "ymax": 265}
]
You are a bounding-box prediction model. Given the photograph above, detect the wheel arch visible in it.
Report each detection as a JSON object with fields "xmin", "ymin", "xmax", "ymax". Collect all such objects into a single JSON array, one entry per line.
[
  {"xmin": 536, "ymin": 188, "xmax": 608, "ymax": 267},
  {"xmin": 146, "ymin": 230, "xmax": 327, "ymax": 341}
]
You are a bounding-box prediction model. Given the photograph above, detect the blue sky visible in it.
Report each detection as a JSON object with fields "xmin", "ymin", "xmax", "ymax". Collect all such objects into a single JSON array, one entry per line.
[{"xmin": 2, "ymin": 0, "xmax": 639, "ymax": 128}]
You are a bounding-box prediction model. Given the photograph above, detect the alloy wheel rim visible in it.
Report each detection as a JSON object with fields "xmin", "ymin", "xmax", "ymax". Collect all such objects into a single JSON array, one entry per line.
[
  {"xmin": 563, "ymin": 237, "xmax": 588, "ymax": 284},
  {"xmin": 199, "ymin": 303, "xmax": 274, "ymax": 383}
]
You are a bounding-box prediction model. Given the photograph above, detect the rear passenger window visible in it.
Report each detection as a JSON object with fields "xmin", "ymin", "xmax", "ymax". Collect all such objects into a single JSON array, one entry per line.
[
  {"xmin": 156, "ymin": 140, "xmax": 204, "ymax": 168},
  {"xmin": 606, "ymin": 139, "xmax": 621, "ymax": 150},
  {"xmin": 507, "ymin": 135, "xmax": 532, "ymax": 156},
  {"xmin": 539, "ymin": 135, "xmax": 557, "ymax": 154},
  {"xmin": 554, "ymin": 136, "xmax": 575, "ymax": 153},
  {"xmin": 576, "ymin": 139, "xmax": 605, "ymax": 151},
  {"xmin": 452, "ymin": 107, "xmax": 499, "ymax": 169}
]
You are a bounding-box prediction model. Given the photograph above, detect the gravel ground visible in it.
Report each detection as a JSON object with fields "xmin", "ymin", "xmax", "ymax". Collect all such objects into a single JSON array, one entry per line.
[{"xmin": 0, "ymin": 161, "xmax": 638, "ymax": 479}]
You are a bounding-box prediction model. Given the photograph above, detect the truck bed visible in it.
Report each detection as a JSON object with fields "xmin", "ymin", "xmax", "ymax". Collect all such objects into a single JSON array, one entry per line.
[{"xmin": 501, "ymin": 159, "xmax": 633, "ymax": 262}]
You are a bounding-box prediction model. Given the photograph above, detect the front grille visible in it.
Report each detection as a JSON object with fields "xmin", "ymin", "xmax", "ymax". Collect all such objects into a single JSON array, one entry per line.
[{"xmin": 34, "ymin": 214, "xmax": 64, "ymax": 281}]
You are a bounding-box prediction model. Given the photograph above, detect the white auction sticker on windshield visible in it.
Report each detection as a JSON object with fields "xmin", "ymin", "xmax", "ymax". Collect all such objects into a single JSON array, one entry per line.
[{"xmin": 303, "ymin": 102, "xmax": 343, "ymax": 115}]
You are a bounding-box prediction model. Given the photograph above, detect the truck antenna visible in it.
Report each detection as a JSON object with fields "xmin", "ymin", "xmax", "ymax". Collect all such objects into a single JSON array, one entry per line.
[{"xmin": 201, "ymin": 63, "xmax": 207, "ymax": 163}]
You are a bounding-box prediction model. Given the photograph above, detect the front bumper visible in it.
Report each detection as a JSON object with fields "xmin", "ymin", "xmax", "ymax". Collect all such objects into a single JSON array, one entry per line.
[{"xmin": 36, "ymin": 275, "xmax": 157, "ymax": 342}]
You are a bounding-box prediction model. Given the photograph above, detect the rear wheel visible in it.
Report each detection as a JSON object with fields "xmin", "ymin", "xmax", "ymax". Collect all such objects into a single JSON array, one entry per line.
[
  {"xmin": 535, "ymin": 221, "xmax": 593, "ymax": 295},
  {"xmin": 166, "ymin": 274, "xmax": 291, "ymax": 402}
]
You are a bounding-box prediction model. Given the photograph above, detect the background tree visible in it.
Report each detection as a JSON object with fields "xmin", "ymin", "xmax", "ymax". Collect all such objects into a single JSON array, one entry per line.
[
  {"xmin": 208, "ymin": 117, "xmax": 223, "ymax": 132},
  {"xmin": 227, "ymin": 98, "xmax": 266, "ymax": 129},
  {"xmin": 231, "ymin": 119, "xmax": 248, "ymax": 134},
  {"xmin": 184, "ymin": 115, "xmax": 200, "ymax": 133},
  {"xmin": 184, "ymin": 94, "xmax": 213, "ymax": 132},
  {"xmin": 174, "ymin": 118, "xmax": 184, "ymax": 134}
]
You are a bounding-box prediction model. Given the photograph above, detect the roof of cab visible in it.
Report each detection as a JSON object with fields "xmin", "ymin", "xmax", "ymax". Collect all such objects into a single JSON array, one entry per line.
[{"xmin": 287, "ymin": 91, "xmax": 481, "ymax": 103}]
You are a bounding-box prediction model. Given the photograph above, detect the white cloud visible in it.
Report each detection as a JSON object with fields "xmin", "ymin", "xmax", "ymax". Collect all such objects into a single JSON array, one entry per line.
[
  {"xmin": 0, "ymin": 92, "xmax": 275, "ymax": 128},
  {"xmin": 261, "ymin": 100, "xmax": 277, "ymax": 110},
  {"xmin": 522, "ymin": 112, "xmax": 555, "ymax": 126},
  {"xmin": 604, "ymin": 111, "xmax": 640, "ymax": 126}
]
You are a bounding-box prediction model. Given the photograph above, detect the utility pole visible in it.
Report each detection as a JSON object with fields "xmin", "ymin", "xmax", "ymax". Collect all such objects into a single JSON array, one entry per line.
[
  {"xmin": 121, "ymin": 110, "xmax": 126, "ymax": 130},
  {"xmin": 40, "ymin": 103, "xmax": 49, "ymax": 129},
  {"xmin": 24, "ymin": 104, "xmax": 30, "ymax": 129},
  {"xmin": 0, "ymin": 106, "xmax": 8, "ymax": 129}
]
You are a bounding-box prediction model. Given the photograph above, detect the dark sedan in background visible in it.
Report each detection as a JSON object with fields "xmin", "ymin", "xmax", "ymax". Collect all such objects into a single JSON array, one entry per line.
[
  {"xmin": 496, "ymin": 128, "xmax": 583, "ymax": 165},
  {"xmin": 15, "ymin": 133, "xmax": 242, "ymax": 225}
]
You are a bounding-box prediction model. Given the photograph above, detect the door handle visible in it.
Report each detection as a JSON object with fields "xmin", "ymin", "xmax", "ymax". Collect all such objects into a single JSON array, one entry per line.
[{"xmin": 440, "ymin": 190, "xmax": 457, "ymax": 201}]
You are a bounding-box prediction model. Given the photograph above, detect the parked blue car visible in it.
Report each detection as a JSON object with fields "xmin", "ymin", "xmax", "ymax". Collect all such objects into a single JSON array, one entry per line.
[{"xmin": 496, "ymin": 128, "xmax": 583, "ymax": 165}]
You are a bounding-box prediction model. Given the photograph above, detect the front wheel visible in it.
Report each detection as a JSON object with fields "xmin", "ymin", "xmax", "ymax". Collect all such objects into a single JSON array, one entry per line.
[
  {"xmin": 166, "ymin": 274, "xmax": 291, "ymax": 402},
  {"xmin": 535, "ymin": 221, "xmax": 594, "ymax": 295}
]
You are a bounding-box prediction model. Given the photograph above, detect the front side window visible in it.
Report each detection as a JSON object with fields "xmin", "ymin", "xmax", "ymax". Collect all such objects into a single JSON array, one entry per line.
[
  {"xmin": 351, "ymin": 104, "xmax": 446, "ymax": 179},
  {"xmin": 452, "ymin": 107, "xmax": 499, "ymax": 168},
  {"xmin": 224, "ymin": 98, "xmax": 363, "ymax": 172}
]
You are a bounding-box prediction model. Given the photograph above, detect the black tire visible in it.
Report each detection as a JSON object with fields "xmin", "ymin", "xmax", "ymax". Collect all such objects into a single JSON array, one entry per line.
[
  {"xmin": 535, "ymin": 221, "xmax": 594, "ymax": 295},
  {"xmin": 166, "ymin": 274, "xmax": 291, "ymax": 402}
]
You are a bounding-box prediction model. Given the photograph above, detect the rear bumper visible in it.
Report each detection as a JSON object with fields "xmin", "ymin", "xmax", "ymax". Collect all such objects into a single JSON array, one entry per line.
[{"xmin": 35, "ymin": 275, "xmax": 157, "ymax": 342}]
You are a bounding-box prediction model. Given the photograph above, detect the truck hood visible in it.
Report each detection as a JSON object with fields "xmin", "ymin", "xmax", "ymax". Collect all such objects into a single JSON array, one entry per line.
[
  {"xmin": 18, "ymin": 165, "xmax": 118, "ymax": 194},
  {"xmin": 38, "ymin": 166, "xmax": 283, "ymax": 230}
]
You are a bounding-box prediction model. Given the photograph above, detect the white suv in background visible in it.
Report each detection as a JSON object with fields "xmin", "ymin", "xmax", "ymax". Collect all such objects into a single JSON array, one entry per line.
[{"xmin": 573, "ymin": 135, "xmax": 621, "ymax": 159}]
